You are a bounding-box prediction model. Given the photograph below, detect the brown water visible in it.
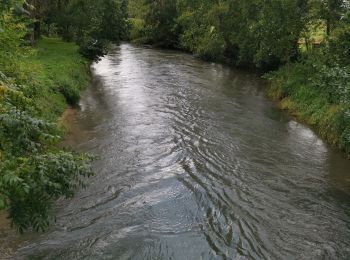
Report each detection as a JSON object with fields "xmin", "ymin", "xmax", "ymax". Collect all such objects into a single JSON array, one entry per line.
[{"xmin": 5, "ymin": 43, "xmax": 350, "ymax": 259}]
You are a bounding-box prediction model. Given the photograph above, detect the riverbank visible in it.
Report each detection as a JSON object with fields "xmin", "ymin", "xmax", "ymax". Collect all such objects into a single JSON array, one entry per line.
[
  {"xmin": 23, "ymin": 38, "xmax": 91, "ymax": 119},
  {"xmin": 267, "ymin": 61, "xmax": 350, "ymax": 156},
  {"xmin": 0, "ymin": 37, "xmax": 92, "ymax": 232}
]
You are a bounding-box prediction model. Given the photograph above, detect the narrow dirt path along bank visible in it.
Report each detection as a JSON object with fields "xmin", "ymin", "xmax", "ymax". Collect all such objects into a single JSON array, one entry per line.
[{"xmin": 7, "ymin": 44, "xmax": 350, "ymax": 259}]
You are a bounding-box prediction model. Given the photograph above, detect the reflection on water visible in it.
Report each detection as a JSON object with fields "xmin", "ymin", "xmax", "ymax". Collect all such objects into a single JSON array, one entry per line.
[{"xmin": 2, "ymin": 44, "xmax": 350, "ymax": 259}]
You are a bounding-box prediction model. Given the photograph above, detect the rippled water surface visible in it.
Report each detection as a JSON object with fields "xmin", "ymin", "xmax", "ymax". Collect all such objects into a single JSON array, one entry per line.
[{"xmin": 6, "ymin": 44, "xmax": 350, "ymax": 259}]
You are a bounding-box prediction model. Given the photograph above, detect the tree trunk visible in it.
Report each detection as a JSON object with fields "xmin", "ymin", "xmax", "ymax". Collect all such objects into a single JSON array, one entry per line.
[
  {"xmin": 326, "ymin": 18, "xmax": 331, "ymax": 36},
  {"xmin": 34, "ymin": 20, "xmax": 41, "ymax": 40}
]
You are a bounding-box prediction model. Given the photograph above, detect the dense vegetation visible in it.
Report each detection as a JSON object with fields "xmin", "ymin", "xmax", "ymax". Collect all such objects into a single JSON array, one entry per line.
[
  {"xmin": 22, "ymin": 0, "xmax": 129, "ymax": 60},
  {"xmin": 0, "ymin": 0, "xmax": 128, "ymax": 232},
  {"xmin": 129, "ymin": 0, "xmax": 350, "ymax": 154}
]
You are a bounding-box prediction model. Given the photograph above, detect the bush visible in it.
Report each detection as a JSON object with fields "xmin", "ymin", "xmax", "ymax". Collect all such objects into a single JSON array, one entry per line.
[
  {"xmin": 1, "ymin": 152, "xmax": 93, "ymax": 232},
  {"xmin": 329, "ymin": 24, "xmax": 350, "ymax": 66},
  {"xmin": 267, "ymin": 52, "xmax": 350, "ymax": 155},
  {"xmin": 129, "ymin": 18, "xmax": 145, "ymax": 41},
  {"xmin": 78, "ymin": 37, "xmax": 109, "ymax": 61},
  {"xmin": 195, "ymin": 29, "xmax": 225, "ymax": 61}
]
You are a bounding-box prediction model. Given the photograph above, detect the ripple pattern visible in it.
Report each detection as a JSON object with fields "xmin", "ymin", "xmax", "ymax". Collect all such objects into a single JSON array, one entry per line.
[{"xmin": 10, "ymin": 44, "xmax": 350, "ymax": 260}]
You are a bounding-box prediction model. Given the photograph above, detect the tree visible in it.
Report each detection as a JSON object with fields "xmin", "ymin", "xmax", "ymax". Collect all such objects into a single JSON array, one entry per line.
[
  {"xmin": 143, "ymin": 0, "xmax": 180, "ymax": 47},
  {"xmin": 320, "ymin": 0, "xmax": 346, "ymax": 36}
]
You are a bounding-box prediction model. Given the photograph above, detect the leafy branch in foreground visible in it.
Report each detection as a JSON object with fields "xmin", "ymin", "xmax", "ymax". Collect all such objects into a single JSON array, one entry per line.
[{"xmin": 1, "ymin": 152, "xmax": 93, "ymax": 232}]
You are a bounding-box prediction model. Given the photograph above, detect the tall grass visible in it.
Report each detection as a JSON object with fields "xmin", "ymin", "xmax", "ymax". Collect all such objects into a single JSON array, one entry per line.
[{"xmin": 267, "ymin": 56, "xmax": 350, "ymax": 155}]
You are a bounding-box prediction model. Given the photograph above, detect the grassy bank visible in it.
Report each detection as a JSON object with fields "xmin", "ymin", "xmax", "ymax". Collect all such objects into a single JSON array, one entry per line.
[
  {"xmin": 267, "ymin": 59, "xmax": 350, "ymax": 156},
  {"xmin": 21, "ymin": 38, "xmax": 91, "ymax": 119},
  {"xmin": 0, "ymin": 37, "xmax": 93, "ymax": 232}
]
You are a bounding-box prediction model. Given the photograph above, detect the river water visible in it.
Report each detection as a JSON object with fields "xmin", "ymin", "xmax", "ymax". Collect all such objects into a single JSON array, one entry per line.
[{"xmin": 5, "ymin": 44, "xmax": 350, "ymax": 259}]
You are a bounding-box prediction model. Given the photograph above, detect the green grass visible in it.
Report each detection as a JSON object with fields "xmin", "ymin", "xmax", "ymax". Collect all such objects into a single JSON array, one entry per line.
[
  {"xmin": 21, "ymin": 37, "xmax": 90, "ymax": 120},
  {"xmin": 267, "ymin": 61, "xmax": 350, "ymax": 155}
]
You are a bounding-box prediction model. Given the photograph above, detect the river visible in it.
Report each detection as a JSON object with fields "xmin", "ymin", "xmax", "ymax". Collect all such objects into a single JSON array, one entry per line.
[{"xmin": 3, "ymin": 43, "xmax": 350, "ymax": 259}]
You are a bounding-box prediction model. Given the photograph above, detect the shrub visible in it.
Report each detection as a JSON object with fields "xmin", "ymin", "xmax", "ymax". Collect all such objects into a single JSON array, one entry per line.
[
  {"xmin": 195, "ymin": 29, "xmax": 225, "ymax": 61},
  {"xmin": 1, "ymin": 152, "xmax": 93, "ymax": 232},
  {"xmin": 129, "ymin": 18, "xmax": 145, "ymax": 41},
  {"xmin": 267, "ymin": 52, "xmax": 350, "ymax": 155},
  {"xmin": 78, "ymin": 37, "xmax": 109, "ymax": 61},
  {"xmin": 0, "ymin": 70, "xmax": 93, "ymax": 233}
]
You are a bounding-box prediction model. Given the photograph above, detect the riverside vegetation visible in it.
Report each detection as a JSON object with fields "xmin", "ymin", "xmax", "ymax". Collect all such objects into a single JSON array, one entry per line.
[
  {"xmin": 128, "ymin": 0, "xmax": 350, "ymax": 154},
  {"xmin": 0, "ymin": 0, "xmax": 128, "ymax": 232},
  {"xmin": 1, "ymin": 0, "xmax": 349, "ymax": 233}
]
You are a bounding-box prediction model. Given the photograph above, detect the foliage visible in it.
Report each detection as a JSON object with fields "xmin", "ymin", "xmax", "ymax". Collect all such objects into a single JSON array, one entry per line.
[
  {"xmin": 18, "ymin": 38, "xmax": 91, "ymax": 118},
  {"xmin": 0, "ymin": 4, "xmax": 31, "ymax": 76},
  {"xmin": 129, "ymin": 0, "xmax": 310, "ymax": 68},
  {"xmin": 78, "ymin": 37, "xmax": 109, "ymax": 62},
  {"xmin": 265, "ymin": 1, "xmax": 350, "ymax": 155},
  {"xmin": 128, "ymin": 18, "xmax": 145, "ymax": 42},
  {"xmin": 5, "ymin": 0, "xmax": 129, "ymax": 60},
  {"xmin": 267, "ymin": 51, "xmax": 350, "ymax": 154},
  {"xmin": 0, "ymin": 21, "xmax": 93, "ymax": 232},
  {"xmin": 176, "ymin": 6, "xmax": 226, "ymax": 60},
  {"xmin": 142, "ymin": 0, "xmax": 180, "ymax": 47},
  {"xmin": 1, "ymin": 151, "xmax": 93, "ymax": 233},
  {"xmin": 328, "ymin": 22, "xmax": 350, "ymax": 65},
  {"xmin": 40, "ymin": 0, "xmax": 129, "ymax": 60}
]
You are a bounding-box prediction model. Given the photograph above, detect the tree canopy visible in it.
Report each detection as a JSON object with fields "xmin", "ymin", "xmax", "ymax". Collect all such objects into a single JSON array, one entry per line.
[{"xmin": 129, "ymin": 0, "xmax": 349, "ymax": 70}]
